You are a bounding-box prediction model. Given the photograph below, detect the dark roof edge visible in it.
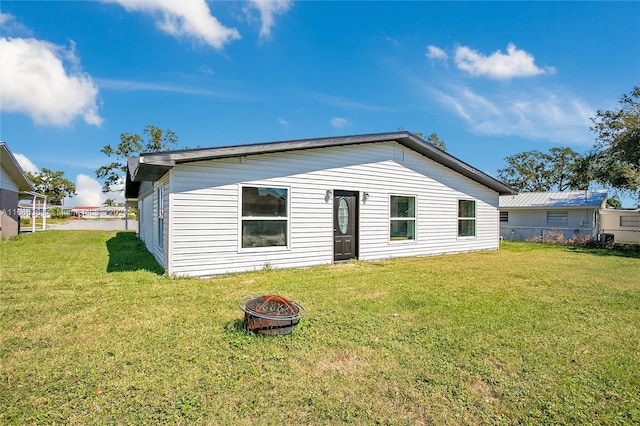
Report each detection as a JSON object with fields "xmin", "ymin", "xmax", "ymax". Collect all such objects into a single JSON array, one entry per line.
[
  {"xmin": 1, "ymin": 141, "xmax": 36, "ymax": 192},
  {"xmin": 129, "ymin": 132, "xmax": 516, "ymax": 195}
]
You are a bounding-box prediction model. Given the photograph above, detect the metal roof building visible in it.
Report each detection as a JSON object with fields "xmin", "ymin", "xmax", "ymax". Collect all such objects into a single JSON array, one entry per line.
[{"xmin": 499, "ymin": 190, "xmax": 608, "ymax": 209}]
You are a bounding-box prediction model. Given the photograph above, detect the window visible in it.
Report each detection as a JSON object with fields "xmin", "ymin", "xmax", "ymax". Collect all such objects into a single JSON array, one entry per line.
[
  {"xmin": 620, "ymin": 216, "xmax": 640, "ymax": 227},
  {"xmin": 390, "ymin": 196, "xmax": 416, "ymax": 240},
  {"xmin": 157, "ymin": 186, "xmax": 164, "ymax": 249},
  {"xmin": 500, "ymin": 211, "xmax": 509, "ymax": 223},
  {"xmin": 547, "ymin": 211, "xmax": 568, "ymax": 225},
  {"xmin": 241, "ymin": 186, "xmax": 288, "ymax": 248},
  {"xmin": 458, "ymin": 200, "xmax": 476, "ymax": 237}
]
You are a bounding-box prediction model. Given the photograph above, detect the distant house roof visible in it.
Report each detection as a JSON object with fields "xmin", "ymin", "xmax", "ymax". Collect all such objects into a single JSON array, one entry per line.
[
  {"xmin": 127, "ymin": 131, "xmax": 516, "ymax": 197},
  {"xmin": 1, "ymin": 141, "xmax": 36, "ymax": 192},
  {"xmin": 500, "ymin": 190, "xmax": 608, "ymax": 209}
]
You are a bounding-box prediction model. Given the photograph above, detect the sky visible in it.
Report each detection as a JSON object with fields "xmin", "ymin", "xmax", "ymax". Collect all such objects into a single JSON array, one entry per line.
[{"xmin": 1, "ymin": 0, "xmax": 639, "ymax": 207}]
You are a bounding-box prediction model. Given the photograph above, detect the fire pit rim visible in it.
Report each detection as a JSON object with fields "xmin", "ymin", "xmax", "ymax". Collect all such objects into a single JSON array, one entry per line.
[{"xmin": 237, "ymin": 295, "xmax": 306, "ymax": 321}]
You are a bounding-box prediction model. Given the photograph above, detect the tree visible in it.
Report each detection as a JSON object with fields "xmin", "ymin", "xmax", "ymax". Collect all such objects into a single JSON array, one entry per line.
[
  {"xmin": 498, "ymin": 147, "xmax": 590, "ymax": 192},
  {"xmin": 103, "ymin": 199, "xmax": 116, "ymax": 207},
  {"xmin": 590, "ymin": 86, "xmax": 640, "ymax": 204},
  {"xmin": 425, "ymin": 133, "xmax": 447, "ymax": 151},
  {"xmin": 547, "ymin": 147, "xmax": 591, "ymax": 191},
  {"xmin": 498, "ymin": 150, "xmax": 552, "ymax": 192},
  {"xmin": 606, "ymin": 196, "xmax": 622, "ymax": 209},
  {"xmin": 26, "ymin": 168, "xmax": 76, "ymax": 205},
  {"xmin": 398, "ymin": 128, "xmax": 447, "ymax": 151},
  {"xmin": 96, "ymin": 125, "xmax": 178, "ymax": 193}
]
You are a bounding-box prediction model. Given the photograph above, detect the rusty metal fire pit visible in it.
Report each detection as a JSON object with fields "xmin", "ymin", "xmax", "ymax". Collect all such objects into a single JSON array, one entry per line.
[{"xmin": 238, "ymin": 295, "xmax": 305, "ymax": 335}]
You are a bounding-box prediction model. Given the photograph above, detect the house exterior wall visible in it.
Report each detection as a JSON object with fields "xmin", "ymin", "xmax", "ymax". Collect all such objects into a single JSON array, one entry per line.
[
  {"xmin": 1, "ymin": 165, "xmax": 19, "ymax": 192},
  {"xmin": 500, "ymin": 208, "xmax": 598, "ymax": 241},
  {"xmin": 1, "ymin": 188, "xmax": 20, "ymax": 239},
  {"xmin": 144, "ymin": 141, "xmax": 500, "ymax": 277},
  {"xmin": 1, "ymin": 165, "xmax": 20, "ymax": 239},
  {"xmin": 599, "ymin": 209, "xmax": 640, "ymax": 243}
]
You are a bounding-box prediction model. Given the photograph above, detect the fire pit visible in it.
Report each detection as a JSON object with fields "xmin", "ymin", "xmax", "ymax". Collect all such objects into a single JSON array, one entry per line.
[{"xmin": 238, "ymin": 295, "xmax": 305, "ymax": 335}]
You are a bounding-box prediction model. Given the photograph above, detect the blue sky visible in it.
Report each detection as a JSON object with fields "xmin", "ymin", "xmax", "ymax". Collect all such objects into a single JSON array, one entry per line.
[{"xmin": 1, "ymin": 1, "xmax": 639, "ymax": 207}]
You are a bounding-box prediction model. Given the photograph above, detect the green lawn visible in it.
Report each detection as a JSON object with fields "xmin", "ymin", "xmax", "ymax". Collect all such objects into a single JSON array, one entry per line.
[{"xmin": 1, "ymin": 231, "xmax": 639, "ymax": 425}]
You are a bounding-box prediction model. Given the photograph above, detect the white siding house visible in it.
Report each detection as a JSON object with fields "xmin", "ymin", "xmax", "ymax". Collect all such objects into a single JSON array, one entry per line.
[
  {"xmin": 1, "ymin": 142, "xmax": 43, "ymax": 238},
  {"xmin": 499, "ymin": 190, "xmax": 608, "ymax": 242},
  {"xmin": 126, "ymin": 132, "xmax": 515, "ymax": 277}
]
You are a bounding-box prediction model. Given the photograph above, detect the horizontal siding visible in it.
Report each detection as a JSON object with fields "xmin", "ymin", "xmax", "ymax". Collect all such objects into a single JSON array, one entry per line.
[
  {"xmin": 158, "ymin": 142, "xmax": 500, "ymax": 277},
  {"xmin": 1, "ymin": 166, "xmax": 19, "ymax": 191}
]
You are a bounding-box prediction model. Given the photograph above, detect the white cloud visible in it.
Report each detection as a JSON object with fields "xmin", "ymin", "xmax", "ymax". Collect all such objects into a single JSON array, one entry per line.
[
  {"xmin": 200, "ymin": 64, "xmax": 214, "ymax": 75},
  {"xmin": 14, "ymin": 153, "xmax": 40, "ymax": 174},
  {"xmin": 278, "ymin": 117, "xmax": 289, "ymax": 127},
  {"xmin": 103, "ymin": 0, "xmax": 240, "ymax": 50},
  {"xmin": 0, "ymin": 12, "xmax": 31, "ymax": 36},
  {"xmin": 69, "ymin": 174, "xmax": 123, "ymax": 207},
  {"xmin": 0, "ymin": 37, "xmax": 102, "ymax": 127},
  {"xmin": 426, "ymin": 45, "xmax": 448, "ymax": 61},
  {"xmin": 433, "ymin": 86, "xmax": 593, "ymax": 144},
  {"xmin": 247, "ymin": 0, "xmax": 292, "ymax": 40},
  {"xmin": 454, "ymin": 43, "xmax": 555, "ymax": 80},
  {"xmin": 330, "ymin": 117, "xmax": 348, "ymax": 128}
]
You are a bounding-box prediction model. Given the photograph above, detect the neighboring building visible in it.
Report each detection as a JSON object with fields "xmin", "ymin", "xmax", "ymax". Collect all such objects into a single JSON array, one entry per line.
[
  {"xmin": 126, "ymin": 131, "xmax": 515, "ymax": 277},
  {"xmin": 1, "ymin": 142, "xmax": 45, "ymax": 238},
  {"xmin": 71, "ymin": 206, "xmax": 126, "ymax": 218},
  {"xmin": 499, "ymin": 190, "xmax": 608, "ymax": 242},
  {"xmin": 599, "ymin": 208, "xmax": 640, "ymax": 243}
]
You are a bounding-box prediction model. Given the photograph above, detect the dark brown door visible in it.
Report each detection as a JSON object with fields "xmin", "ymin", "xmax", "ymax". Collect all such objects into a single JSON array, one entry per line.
[{"xmin": 333, "ymin": 191, "xmax": 358, "ymax": 261}]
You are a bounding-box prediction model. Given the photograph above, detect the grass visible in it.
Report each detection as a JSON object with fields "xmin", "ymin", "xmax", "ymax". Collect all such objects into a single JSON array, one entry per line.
[{"xmin": 1, "ymin": 231, "xmax": 639, "ymax": 425}]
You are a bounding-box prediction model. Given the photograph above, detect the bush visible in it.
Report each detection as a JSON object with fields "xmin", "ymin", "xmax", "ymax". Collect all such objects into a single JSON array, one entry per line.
[
  {"xmin": 49, "ymin": 207, "xmax": 69, "ymax": 219},
  {"xmin": 529, "ymin": 231, "xmax": 597, "ymax": 247},
  {"xmin": 567, "ymin": 234, "xmax": 596, "ymax": 246},
  {"xmin": 529, "ymin": 229, "xmax": 565, "ymax": 244},
  {"xmin": 19, "ymin": 217, "xmax": 31, "ymax": 226}
]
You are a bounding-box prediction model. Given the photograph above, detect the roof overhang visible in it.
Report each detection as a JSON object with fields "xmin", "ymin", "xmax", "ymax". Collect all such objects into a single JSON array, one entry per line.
[
  {"xmin": 1, "ymin": 141, "xmax": 36, "ymax": 192},
  {"xmin": 127, "ymin": 131, "xmax": 516, "ymax": 196}
]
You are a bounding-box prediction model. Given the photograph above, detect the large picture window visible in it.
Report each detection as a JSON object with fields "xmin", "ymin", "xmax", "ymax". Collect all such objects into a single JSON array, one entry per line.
[
  {"xmin": 241, "ymin": 186, "xmax": 288, "ymax": 248},
  {"xmin": 458, "ymin": 200, "xmax": 476, "ymax": 237},
  {"xmin": 390, "ymin": 195, "xmax": 415, "ymax": 240}
]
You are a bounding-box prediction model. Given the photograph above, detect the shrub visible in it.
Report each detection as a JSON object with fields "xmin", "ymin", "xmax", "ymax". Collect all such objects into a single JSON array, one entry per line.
[
  {"xmin": 568, "ymin": 234, "xmax": 596, "ymax": 246},
  {"xmin": 529, "ymin": 230, "xmax": 566, "ymax": 244},
  {"xmin": 19, "ymin": 217, "xmax": 31, "ymax": 226},
  {"xmin": 49, "ymin": 207, "xmax": 69, "ymax": 219}
]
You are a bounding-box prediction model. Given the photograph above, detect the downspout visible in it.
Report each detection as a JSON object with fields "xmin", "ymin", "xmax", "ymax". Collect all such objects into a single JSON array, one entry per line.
[
  {"xmin": 31, "ymin": 194, "xmax": 36, "ymax": 233},
  {"xmin": 42, "ymin": 196, "xmax": 46, "ymax": 231}
]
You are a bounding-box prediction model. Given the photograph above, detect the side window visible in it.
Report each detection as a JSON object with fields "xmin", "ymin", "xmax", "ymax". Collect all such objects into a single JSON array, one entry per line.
[
  {"xmin": 241, "ymin": 186, "xmax": 289, "ymax": 248},
  {"xmin": 390, "ymin": 195, "xmax": 416, "ymax": 240},
  {"xmin": 547, "ymin": 211, "xmax": 568, "ymax": 225},
  {"xmin": 620, "ymin": 216, "xmax": 640, "ymax": 227},
  {"xmin": 458, "ymin": 200, "xmax": 476, "ymax": 237}
]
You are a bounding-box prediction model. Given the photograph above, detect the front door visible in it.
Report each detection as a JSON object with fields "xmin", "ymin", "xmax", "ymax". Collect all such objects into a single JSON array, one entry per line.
[{"xmin": 333, "ymin": 191, "xmax": 358, "ymax": 261}]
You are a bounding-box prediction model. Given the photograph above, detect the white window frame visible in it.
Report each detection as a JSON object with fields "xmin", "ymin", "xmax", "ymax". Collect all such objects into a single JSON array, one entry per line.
[
  {"xmin": 500, "ymin": 211, "xmax": 509, "ymax": 223},
  {"xmin": 238, "ymin": 185, "xmax": 290, "ymax": 252},
  {"xmin": 389, "ymin": 194, "xmax": 417, "ymax": 242},
  {"xmin": 458, "ymin": 199, "xmax": 476, "ymax": 238}
]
